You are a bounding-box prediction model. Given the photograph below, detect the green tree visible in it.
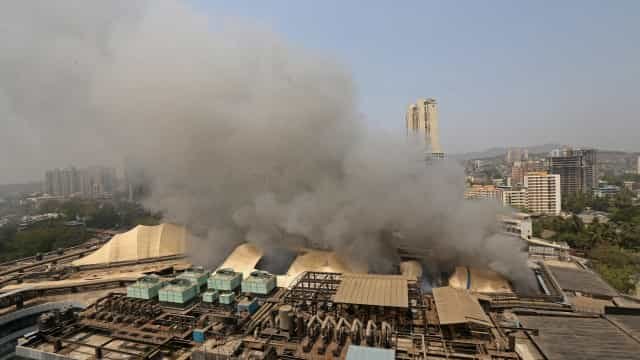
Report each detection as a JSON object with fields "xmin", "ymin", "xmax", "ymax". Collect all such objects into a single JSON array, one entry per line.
[
  {"xmin": 0, "ymin": 224, "xmax": 88, "ymax": 261},
  {"xmin": 591, "ymin": 196, "xmax": 610, "ymax": 212},
  {"xmin": 589, "ymin": 245, "xmax": 640, "ymax": 293},
  {"xmin": 562, "ymin": 192, "xmax": 592, "ymax": 214},
  {"xmin": 86, "ymin": 204, "xmax": 120, "ymax": 228}
]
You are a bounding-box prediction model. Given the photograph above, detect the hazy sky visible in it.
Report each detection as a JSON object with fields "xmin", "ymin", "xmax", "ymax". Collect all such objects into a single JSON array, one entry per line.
[
  {"xmin": 193, "ymin": 0, "xmax": 639, "ymax": 153},
  {"xmin": 0, "ymin": 1, "xmax": 638, "ymax": 185}
]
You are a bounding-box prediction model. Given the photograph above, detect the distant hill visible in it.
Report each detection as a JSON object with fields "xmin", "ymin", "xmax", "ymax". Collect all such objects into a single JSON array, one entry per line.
[
  {"xmin": 452, "ymin": 145, "xmax": 640, "ymax": 162},
  {"xmin": 451, "ymin": 144, "xmax": 562, "ymax": 161},
  {"xmin": 0, "ymin": 182, "xmax": 42, "ymax": 197}
]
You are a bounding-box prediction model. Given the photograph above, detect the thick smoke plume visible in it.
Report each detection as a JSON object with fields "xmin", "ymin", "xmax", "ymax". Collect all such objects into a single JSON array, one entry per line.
[{"xmin": 0, "ymin": 1, "xmax": 533, "ymax": 288}]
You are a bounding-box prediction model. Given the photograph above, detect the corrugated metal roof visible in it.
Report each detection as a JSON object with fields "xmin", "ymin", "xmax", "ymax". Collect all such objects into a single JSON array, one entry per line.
[
  {"xmin": 547, "ymin": 265, "xmax": 618, "ymax": 297},
  {"xmin": 432, "ymin": 286, "xmax": 492, "ymax": 327},
  {"xmin": 333, "ymin": 274, "xmax": 411, "ymax": 308},
  {"xmin": 346, "ymin": 345, "xmax": 395, "ymax": 360},
  {"xmin": 519, "ymin": 314, "xmax": 640, "ymax": 360}
]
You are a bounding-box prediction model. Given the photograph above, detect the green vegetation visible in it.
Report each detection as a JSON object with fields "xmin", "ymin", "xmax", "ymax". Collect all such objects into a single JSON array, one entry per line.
[
  {"xmin": 562, "ymin": 186, "xmax": 635, "ymax": 215},
  {"xmin": 0, "ymin": 200, "xmax": 162, "ymax": 262},
  {"xmin": 601, "ymin": 172, "xmax": 640, "ymax": 187},
  {"xmin": 0, "ymin": 222, "xmax": 88, "ymax": 261},
  {"xmin": 589, "ymin": 245, "xmax": 640, "ymax": 294},
  {"xmin": 533, "ymin": 188, "xmax": 640, "ymax": 293},
  {"xmin": 39, "ymin": 199, "xmax": 161, "ymax": 229}
]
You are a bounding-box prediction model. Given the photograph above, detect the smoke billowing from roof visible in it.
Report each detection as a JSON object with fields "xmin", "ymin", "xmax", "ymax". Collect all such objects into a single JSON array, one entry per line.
[{"xmin": 0, "ymin": 1, "xmax": 533, "ymax": 288}]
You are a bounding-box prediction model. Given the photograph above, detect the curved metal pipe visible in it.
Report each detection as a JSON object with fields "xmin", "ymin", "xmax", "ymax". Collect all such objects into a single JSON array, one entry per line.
[
  {"xmin": 307, "ymin": 315, "xmax": 320, "ymax": 331},
  {"xmin": 365, "ymin": 320, "xmax": 377, "ymax": 336},
  {"xmin": 321, "ymin": 315, "xmax": 337, "ymax": 331},
  {"xmin": 351, "ymin": 319, "xmax": 363, "ymax": 334}
]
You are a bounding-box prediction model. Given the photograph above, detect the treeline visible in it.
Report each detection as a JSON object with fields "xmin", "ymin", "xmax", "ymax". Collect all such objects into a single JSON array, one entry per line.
[
  {"xmin": 533, "ymin": 190, "xmax": 640, "ymax": 293},
  {"xmin": 39, "ymin": 199, "xmax": 162, "ymax": 229},
  {"xmin": 0, "ymin": 222, "xmax": 88, "ymax": 261},
  {"xmin": 562, "ymin": 186, "xmax": 636, "ymax": 215},
  {"xmin": 0, "ymin": 200, "xmax": 162, "ymax": 262}
]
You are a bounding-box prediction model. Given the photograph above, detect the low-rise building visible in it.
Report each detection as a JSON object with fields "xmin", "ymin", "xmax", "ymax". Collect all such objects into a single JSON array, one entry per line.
[
  {"xmin": 527, "ymin": 238, "xmax": 570, "ymax": 260},
  {"xmin": 464, "ymin": 185, "xmax": 499, "ymax": 200},
  {"xmin": 594, "ymin": 184, "xmax": 621, "ymax": 198},
  {"xmin": 501, "ymin": 213, "xmax": 532, "ymax": 239},
  {"xmin": 18, "ymin": 213, "xmax": 63, "ymax": 230}
]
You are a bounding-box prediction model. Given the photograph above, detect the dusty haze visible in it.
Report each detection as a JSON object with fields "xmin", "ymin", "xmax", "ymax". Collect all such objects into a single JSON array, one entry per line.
[{"xmin": 0, "ymin": 1, "xmax": 533, "ymax": 288}]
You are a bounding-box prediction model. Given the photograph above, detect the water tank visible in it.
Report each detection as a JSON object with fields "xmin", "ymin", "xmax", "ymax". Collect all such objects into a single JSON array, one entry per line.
[
  {"xmin": 278, "ymin": 305, "xmax": 293, "ymax": 331},
  {"xmin": 237, "ymin": 298, "xmax": 259, "ymax": 314},
  {"xmin": 219, "ymin": 291, "xmax": 235, "ymax": 305},
  {"xmin": 193, "ymin": 329, "xmax": 206, "ymax": 343},
  {"xmin": 202, "ymin": 290, "xmax": 219, "ymax": 303}
]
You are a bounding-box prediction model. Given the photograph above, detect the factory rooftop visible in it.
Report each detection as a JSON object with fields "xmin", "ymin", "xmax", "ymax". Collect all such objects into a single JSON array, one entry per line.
[
  {"xmin": 333, "ymin": 273, "xmax": 413, "ymax": 308},
  {"xmin": 4, "ymin": 228, "xmax": 640, "ymax": 359},
  {"xmin": 432, "ymin": 286, "xmax": 492, "ymax": 327}
]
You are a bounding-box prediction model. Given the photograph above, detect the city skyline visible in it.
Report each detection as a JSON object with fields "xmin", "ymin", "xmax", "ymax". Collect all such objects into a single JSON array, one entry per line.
[{"xmin": 1, "ymin": 1, "xmax": 640, "ymax": 185}]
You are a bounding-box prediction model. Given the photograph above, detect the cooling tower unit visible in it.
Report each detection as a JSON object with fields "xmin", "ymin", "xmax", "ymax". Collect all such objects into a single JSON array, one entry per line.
[
  {"xmin": 158, "ymin": 279, "xmax": 198, "ymax": 305},
  {"xmin": 126, "ymin": 275, "xmax": 165, "ymax": 300},
  {"xmin": 202, "ymin": 290, "xmax": 219, "ymax": 303},
  {"xmin": 219, "ymin": 292, "xmax": 235, "ymax": 305},
  {"xmin": 208, "ymin": 268, "xmax": 242, "ymax": 291},
  {"xmin": 242, "ymin": 271, "xmax": 276, "ymax": 295},
  {"xmin": 177, "ymin": 267, "xmax": 210, "ymax": 293}
]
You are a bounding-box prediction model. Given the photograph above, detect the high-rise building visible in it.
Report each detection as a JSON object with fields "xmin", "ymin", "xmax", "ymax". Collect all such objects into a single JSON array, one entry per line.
[
  {"xmin": 44, "ymin": 166, "xmax": 116, "ymax": 198},
  {"xmin": 549, "ymin": 148, "xmax": 597, "ymax": 198},
  {"xmin": 44, "ymin": 167, "xmax": 79, "ymax": 197},
  {"xmin": 524, "ymin": 172, "xmax": 561, "ymax": 215},
  {"xmin": 506, "ymin": 148, "xmax": 529, "ymax": 163},
  {"xmin": 79, "ymin": 166, "xmax": 117, "ymax": 197},
  {"xmin": 637, "ymin": 155, "xmax": 640, "ymax": 175},
  {"xmin": 406, "ymin": 98, "xmax": 442, "ymax": 158},
  {"xmin": 511, "ymin": 160, "xmax": 547, "ymax": 187}
]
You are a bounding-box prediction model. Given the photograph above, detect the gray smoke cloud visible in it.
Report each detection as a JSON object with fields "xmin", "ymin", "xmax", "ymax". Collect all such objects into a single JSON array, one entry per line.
[{"xmin": 0, "ymin": 1, "xmax": 533, "ymax": 289}]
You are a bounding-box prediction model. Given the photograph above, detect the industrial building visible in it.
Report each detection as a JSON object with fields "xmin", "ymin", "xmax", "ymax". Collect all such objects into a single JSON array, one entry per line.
[
  {"xmin": 4, "ymin": 225, "xmax": 640, "ymax": 359},
  {"xmin": 15, "ymin": 252, "xmax": 640, "ymax": 360}
]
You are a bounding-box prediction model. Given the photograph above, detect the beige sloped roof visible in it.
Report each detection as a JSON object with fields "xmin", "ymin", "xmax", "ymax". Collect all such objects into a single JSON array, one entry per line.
[
  {"xmin": 432, "ymin": 286, "xmax": 492, "ymax": 327},
  {"xmin": 277, "ymin": 249, "xmax": 366, "ymax": 288},
  {"xmin": 73, "ymin": 223, "xmax": 186, "ymax": 265},
  {"xmin": 448, "ymin": 266, "xmax": 512, "ymax": 293},
  {"xmin": 218, "ymin": 243, "xmax": 263, "ymax": 277},
  {"xmin": 400, "ymin": 260, "xmax": 423, "ymax": 278},
  {"xmin": 333, "ymin": 273, "xmax": 412, "ymax": 308}
]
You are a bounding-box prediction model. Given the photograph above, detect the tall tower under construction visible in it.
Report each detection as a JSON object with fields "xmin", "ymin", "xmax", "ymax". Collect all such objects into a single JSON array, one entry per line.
[{"xmin": 406, "ymin": 98, "xmax": 443, "ymax": 158}]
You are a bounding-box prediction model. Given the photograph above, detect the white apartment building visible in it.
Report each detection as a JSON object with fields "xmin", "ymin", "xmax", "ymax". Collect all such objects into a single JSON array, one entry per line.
[
  {"xmin": 524, "ymin": 172, "xmax": 561, "ymax": 215},
  {"xmin": 499, "ymin": 189, "xmax": 528, "ymax": 210}
]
